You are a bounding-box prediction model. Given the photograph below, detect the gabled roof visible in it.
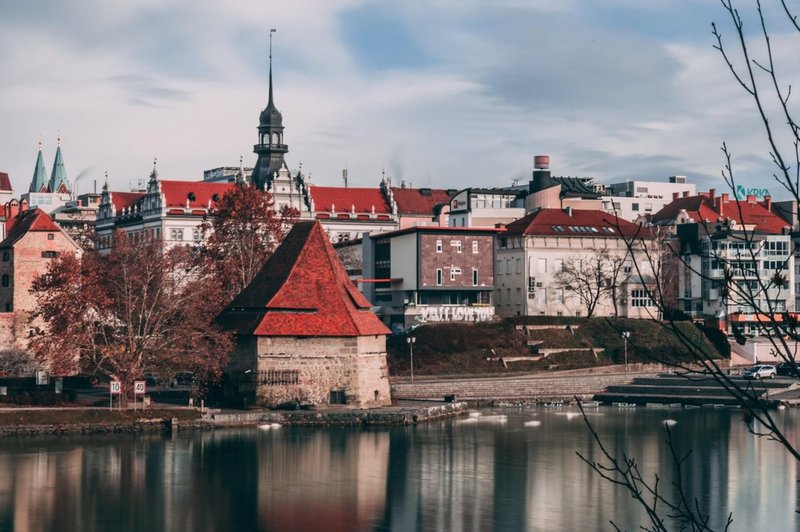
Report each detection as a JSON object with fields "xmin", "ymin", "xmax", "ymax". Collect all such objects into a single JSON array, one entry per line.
[
  {"xmin": 108, "ymin": 191, "xmax": 145, "ymax": 214},
  {"xmin": 159, "ymin": 180, "xmax": 235, "ymax": 209},
  {"xmin": 310, "ymin": 186, "xmax": 390, "ymax": 214},
  {"xmin": 219, "ymin": 221, "xmax": 390, "ymax": 337},
  {"xmin": 0, "ymin": 173, "xmax": 11, "ymax": 192},
  {"xmin": 391, "ymin": 187, "xmax": 453, "ymax": 215},
  {"xmin": 0, "ymin": 208, "xmax": 62, "ymax": 248},
  {"xmin": 650, "ymin": 192, "xmax": 788, "ymax": 234},
  {"xmin": 504, "ymin": 208, "xmax": 646, "ymax": 238}
]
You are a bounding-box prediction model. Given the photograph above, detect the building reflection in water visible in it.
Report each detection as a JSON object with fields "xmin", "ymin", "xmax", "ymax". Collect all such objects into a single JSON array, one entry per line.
[{"xmin": 0, "ymin": 409, "xmax": 795, "ymax": 531}]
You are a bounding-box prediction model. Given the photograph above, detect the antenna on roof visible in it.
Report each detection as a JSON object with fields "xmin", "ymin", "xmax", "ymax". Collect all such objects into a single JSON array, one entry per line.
[{"xmin": 342, "ymin": 168, "xmax": 348, "ymax": 188}]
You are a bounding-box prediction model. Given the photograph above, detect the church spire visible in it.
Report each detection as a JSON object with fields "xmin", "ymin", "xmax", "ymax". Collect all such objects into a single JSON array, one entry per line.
[
  {"xmin": 49, "ymin": 136, "xmax": 70, "ymax": 194},
  {"xmin": 252, "ymin": 28, "xmax": 288, "ymax": 191},
  {"xmin": 30, "ymin": 140, "xmax": 49, "ymax": 193}
]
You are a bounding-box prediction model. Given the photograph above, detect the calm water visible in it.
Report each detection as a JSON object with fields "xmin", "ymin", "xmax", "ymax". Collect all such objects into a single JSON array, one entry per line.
[{"xmin": 0, "ymin": 407, "xmax": 797, "ymax": 532}]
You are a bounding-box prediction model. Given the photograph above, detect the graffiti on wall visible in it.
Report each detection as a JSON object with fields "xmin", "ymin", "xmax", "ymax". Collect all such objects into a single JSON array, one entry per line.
[{"xmin": 417, "ymin": 306, "xmax": 494, "ymax": 323}]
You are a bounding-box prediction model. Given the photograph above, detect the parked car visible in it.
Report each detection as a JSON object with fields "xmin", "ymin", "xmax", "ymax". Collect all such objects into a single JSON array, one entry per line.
[
  {"xmin": 776, "ymin": 362, "xmax": 800, "ymax": 377},
  {"xmin": 743, "ymin": 365, "xmax": 777, "ymax": 379},
  {"xmin": 173, "ymin": 372, "xmax": 194, "ymax": 386}
]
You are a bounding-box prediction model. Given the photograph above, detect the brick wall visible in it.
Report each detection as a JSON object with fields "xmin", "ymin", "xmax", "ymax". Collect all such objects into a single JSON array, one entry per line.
[{"xmin": 419, "ymin": 234, "xmax": 494, "ymax": 288}]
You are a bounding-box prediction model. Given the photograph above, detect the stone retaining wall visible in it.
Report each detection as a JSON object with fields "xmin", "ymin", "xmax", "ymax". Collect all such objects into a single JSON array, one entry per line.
[{"xmin": 391, "ymin": 374, "xmax": 638, "ymax": 402}]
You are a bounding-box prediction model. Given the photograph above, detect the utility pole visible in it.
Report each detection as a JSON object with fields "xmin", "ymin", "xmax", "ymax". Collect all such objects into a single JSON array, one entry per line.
[
  {"xmin": 622, "ymin": 331, "xmax": 631, "ymax": 373},
  {"xmin": 407, "ymin": 336, "xmax": 416, "ymax": 382}
]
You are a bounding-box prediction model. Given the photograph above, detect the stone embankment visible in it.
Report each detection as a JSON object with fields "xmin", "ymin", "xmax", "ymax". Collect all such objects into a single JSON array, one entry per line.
[
  {"xmin": 0, "ymin": 402, "xmax": 469, "ymax": 437},
  {"xmin": 391, "ymin": 372, "xmax": 639, "ymax": 403},
  {"xmin": 205, "ymin": 401, "xmax": 467, "ymax": 426}
]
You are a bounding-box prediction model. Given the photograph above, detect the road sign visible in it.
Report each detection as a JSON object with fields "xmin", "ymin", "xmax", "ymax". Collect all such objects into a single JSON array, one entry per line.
[
  {"xmin": 110, "ymin": 381, "xmax": 122, "ymax": 395},
  {"xmin": 134, "ymin": 381, "xmax": 146, "ymax": 395}
]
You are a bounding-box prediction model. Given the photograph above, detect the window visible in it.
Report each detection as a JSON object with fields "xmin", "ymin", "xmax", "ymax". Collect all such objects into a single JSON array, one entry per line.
[
  {"xmin": 506, "ymin": 259, "xmax": 511, "ymax": 274},
  {"xmin": 170, "ymin": 229, "xmax": 184, "ymax": 241},
  {"xmin": 1, "ymin": 275, "xmax": 8, "ymax": 287},
  {"xmin": 497, "ymin": 260, "xmax": 503, "ymax": 276},
  {"xmin": 631, "ymin": 289, "xmax": 655, "ymax": 307},
  {"xmin": 472, "ymin": 269, "xmax": 478, "ymax": 286},
  {"xmin": 4, "ymin": 302, "xmax": 10, "ymax": 312},
  {"xmin": 516, "ymin": 287, "xmax": 523, "ymax": 305},
  {"xmin": 47, "ymin": 233, "xmax": 54, "ymax": 240},
  {"xmin": 41, "ymin": 251, "xmax": 57, "ymax": 258},
  {"xmin": 452, "ymin": 240, "xmax": 462, "ymax": 253},
  {"xmin": 472, "ymin": 241, "xmax": 479, "ymax": 254},
  {"xmin": 1, "ymin": 252, "xmax": 8, "ymax": 262},
  {"xmin": 193, "ymin": 229, "xmax": 201, "ymax": 242},
  {"xmin": 624, "ymin": 262, "xmax": 632, "ymax": 274},
  {"xmin": 538, "ymin": 258, "xmax": 547, "ymax": 273},
  {"xmin": 554, "ymin": 288, "xmax": 564, "ymax": 304},
  {"xmin": 631, "ymin": 203, "xmax": 639, "ymax": 211},
  {"xmin": 436, "ymin": 240, "xmax": 443, "ymax": 253},
  {"xmin": 645, "ymin": 203, "xmax": 652, "ymax": 212},
  {"xmin": 554, "ymin": 259, "xmax": 563, "ymax": 273},
  {"xmin": 506, "ymin": 288, "xmax": 511, "ymax": 306},
  {"xmin": 436, "ymin": 269, "xmax": 443, "ymax": 286},
  {"xmin": 450, "ymin": 268, "xmax": 462, "ymax": 281},
  {"xmin": 516, "ymin": 258, "xmax": 522, "ymax": 274}
]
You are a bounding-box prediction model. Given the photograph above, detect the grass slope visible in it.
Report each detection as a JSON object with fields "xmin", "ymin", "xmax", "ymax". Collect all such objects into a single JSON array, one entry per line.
[{"xmin": 387, "ymin": 317, "xmax": 723, "ymax": 377}]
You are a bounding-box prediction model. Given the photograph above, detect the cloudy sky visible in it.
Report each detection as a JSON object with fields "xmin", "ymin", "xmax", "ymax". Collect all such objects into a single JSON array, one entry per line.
[{"xmin": 0, "ymin": 0, "xmax": 797, "ymax": 196}]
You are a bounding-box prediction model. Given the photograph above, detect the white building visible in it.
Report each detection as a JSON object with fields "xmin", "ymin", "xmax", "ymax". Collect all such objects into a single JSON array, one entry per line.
[
  {"xmin": 495, "ymin": 207, "xmax": 658, "ymax": 318},
  {"xmin": 601, "ymin": 176, "xmax": 695, "ymax": 222}
]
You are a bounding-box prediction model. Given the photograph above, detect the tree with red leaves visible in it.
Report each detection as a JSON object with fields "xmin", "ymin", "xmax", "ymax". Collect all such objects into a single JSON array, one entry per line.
[
  {"xmin": 201, "ymin": 183, "xmax": 299, "ymax": 304},
  {"xmin": 30, "ymin": 232, "xmax": 232, "ymax": 401}
]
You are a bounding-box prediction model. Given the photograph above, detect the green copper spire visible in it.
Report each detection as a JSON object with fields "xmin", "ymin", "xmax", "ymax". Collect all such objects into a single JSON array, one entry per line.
[
  {"xmin": 30, "ymin": 141, "xmax": 49, "ymax": 193},
  {"xmin": 49, "ymin": 137, "xmax": 70, "ymax": 194}
]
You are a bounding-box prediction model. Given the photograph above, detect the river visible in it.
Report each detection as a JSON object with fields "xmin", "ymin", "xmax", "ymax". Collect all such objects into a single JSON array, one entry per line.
[{"xmin": 0, "ymin": 407, "xmax": 796, "ymax": 531}]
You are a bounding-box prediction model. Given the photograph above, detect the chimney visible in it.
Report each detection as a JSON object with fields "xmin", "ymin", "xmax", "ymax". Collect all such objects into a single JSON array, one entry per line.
[
  {"xmin": 673, "ymin": 192, "xmax": 679, "ymax": 200},
  {"xmin": 683, "ymin": 191, "xmax": 690, "ymax": 198},
  {"xmin": 530, "ymin": 154, "xmax": 552, "ymax": 193},
  {"xmin": 565, "ymin": 205, "xmax": 573, "ymax": 217},
  {"xmin": 709, "ymin": 188, "xmax": 716, "ymax": 201},
  {"xmin": 746, "ymin": 194, "xmax": 756, "ymax": 204},
  {"xmin": 764, "ymin": 195, "xmax": 773, "ymax": 210},
  {"xmin": 495, "ymin": 222, "xmax": 506, "ymax": 230}
]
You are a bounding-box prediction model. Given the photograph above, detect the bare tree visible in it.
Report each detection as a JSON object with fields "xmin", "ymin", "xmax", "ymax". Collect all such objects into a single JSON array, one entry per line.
[{"xmin": 555, "ymin": 248, "xmax": 625, "ymax": 318}]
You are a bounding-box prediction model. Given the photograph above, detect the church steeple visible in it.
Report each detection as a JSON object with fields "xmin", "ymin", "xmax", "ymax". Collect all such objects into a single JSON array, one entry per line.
[
  {"xmin": 30, "ymin": 141, "xmax": 49, "ymax": 193},
  {"xmin": 252, "ymin": 29, "xmax": 288, "ymax": 191},
  {"xmin": 49, "ymin": 136, "xmax": 70, "ymax": 194}
]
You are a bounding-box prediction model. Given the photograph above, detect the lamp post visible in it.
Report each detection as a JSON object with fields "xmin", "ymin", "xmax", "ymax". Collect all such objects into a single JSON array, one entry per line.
[
  {"xmin": 622, "ymin": 331, "xmax": 631, "ymax": 373},
  {"xmin": 407, "ymin": 336, "xmax": 416, "ymax": 383}
]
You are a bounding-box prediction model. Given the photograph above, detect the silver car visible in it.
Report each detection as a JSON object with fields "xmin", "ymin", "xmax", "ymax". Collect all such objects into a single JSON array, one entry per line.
[{"xmin": 743, "ymin": 365, "xmax": 777, "ymax": 379}]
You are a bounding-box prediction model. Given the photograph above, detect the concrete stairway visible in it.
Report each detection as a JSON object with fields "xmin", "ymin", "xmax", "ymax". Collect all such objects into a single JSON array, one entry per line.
[{"xmin": 594, "ymin": 374, "xmax": 798, "ymax": 406}]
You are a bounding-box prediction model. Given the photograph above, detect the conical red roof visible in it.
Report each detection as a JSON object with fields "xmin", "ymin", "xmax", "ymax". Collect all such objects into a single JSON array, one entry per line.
[{"xmin": 219, "ymin": 221, "xmax": 389, "ymax": 337}]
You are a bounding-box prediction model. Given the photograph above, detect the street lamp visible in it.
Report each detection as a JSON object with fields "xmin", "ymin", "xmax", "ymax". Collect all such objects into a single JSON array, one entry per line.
[
  {"xmin": 622, "ymin": 331, "xmax": 631, "ymax": 373},
  {"xmin": 407, "ymin": 336, "xmax": 416, "ymax": 383}
]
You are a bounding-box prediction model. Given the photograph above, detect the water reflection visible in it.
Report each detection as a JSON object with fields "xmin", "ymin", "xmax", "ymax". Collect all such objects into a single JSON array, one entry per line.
[{"xmin": 0, "ymin": 408, "xmax": 795, "ymax": 531}]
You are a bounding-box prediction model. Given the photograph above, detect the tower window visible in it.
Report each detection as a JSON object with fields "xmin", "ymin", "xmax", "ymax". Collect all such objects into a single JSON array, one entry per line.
[{"xmin": 1, "ymin": 275, "xmax": 8, "ymax": 287}]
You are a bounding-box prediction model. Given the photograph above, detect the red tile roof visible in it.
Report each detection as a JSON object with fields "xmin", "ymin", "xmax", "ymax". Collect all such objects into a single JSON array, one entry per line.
[
  {"xmin": 108, "ymin": 191, "xmax": 145, "ymax": 214},
  {"xmin": 0, "ymin": 208, "xmax": 62, "ymax": 248},
  {"xmin": 504, "ymin": 208, "xmax": 647, "ymax": 239},
  {"xmin": 159, "ymin": 180, "xmax": 235, "ymax": 209},
  {"xmin": 391, "ymin": 187, "xmax": 453, "ymax": 215},
  {"xmin": 310, "ymin": 186, "xmax": 390, "ymax": 214},
  {"xmin": 651, "ymin": 192, "xmax": 788, "ymax": 234},
  {"xmin": 219, "ymin": 221, "xmax": 390, "ymax": 337},
  {"xmin": 0, "ymin": 173, "xmax": 11, "ymax": 192}
]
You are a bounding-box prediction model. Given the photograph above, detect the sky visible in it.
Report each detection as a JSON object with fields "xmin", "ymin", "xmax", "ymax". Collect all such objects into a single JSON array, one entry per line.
[{"xmin": 1, "ymin": 0, "xmax": 798, "ymax": 197}]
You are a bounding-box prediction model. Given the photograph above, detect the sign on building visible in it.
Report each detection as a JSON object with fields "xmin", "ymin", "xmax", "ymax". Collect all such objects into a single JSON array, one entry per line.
[{"xmin": 735, "ymin": 184, "xmax": 770, "ymax": 200}]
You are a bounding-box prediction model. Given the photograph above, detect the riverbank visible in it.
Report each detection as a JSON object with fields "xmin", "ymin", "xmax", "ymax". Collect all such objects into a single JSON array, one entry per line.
[{"xmin": 0, "ymin": 401, "xmax": 469, "ymax": 437}]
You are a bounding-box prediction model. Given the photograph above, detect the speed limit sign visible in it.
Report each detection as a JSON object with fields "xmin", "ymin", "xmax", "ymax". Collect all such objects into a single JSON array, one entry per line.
[
  {"xmin": 110, "ymin": 381, "xmax": 122, "ymax": 394},
  {"xmin": 134, "ymin": 381, "xmax": 146, "ymax": 395}
]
